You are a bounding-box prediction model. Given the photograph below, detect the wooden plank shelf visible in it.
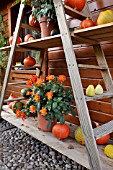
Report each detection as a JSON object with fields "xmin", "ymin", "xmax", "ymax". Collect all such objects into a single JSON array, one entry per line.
[
  {"xmin": 64, "ymin": 5, "xmax": 87, "ymax": 20},
  {"xmin": 85, "ymin": 91, "xmax": 113, "ymax": 101},
  {"xmin": 0, "ymin": 23, "xmax": 113, "ymax": 53},
  {"xmin": 1, "ymin": 106, "xmax": 113, "ymax": 170},
  {"xmin": 21, "ymin": 23, "xmax": 40, "ymax": 32}
]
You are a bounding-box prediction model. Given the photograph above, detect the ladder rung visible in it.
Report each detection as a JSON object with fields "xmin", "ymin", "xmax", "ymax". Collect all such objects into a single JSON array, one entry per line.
[
  {"xmin": 4, "ymin": 97, "xmax": 26, "ymax": 104},
  {"xmin": 93, "ymin": 120, "xmax": 113, "ymax": 139},
  {"xmin": 12, "ymin": 64, "xmax": 41, "ymax": 70},
  {"xmin": 21, "ymin": 23, "xmax": 40, "ymax": 32},
  {"xmin": 8, "ymin": 81, "xmax": 26, "ymax": 85},
  {"xmin": 78, "ymin": 64, "xmax": 108, "ymax": 70},
  {"xmin": 86, "ymin": 91, "xmax": 113, "ymax": 101}
]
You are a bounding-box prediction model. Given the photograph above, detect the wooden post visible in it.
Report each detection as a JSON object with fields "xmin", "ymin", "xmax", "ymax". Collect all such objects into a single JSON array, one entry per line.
[
  {"xmin": 0, "ymin": 0, "xmax": 25, "ymax": 116},
  {"xmin": 53, "ymin": 0, "xmax": 102, "ymax": 169}
]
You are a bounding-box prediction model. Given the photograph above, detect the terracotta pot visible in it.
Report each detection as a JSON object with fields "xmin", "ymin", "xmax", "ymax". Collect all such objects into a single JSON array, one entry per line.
[
  {"xmin": 39, "ymin": 15, "xmax": 56, "ymax": 38},
  {"xmin": 37, "ymin": 113, "xmax": 57, "ymax": 132}
]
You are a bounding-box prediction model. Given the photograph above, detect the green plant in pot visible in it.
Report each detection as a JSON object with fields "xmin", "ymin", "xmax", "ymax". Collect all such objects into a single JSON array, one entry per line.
[
  {"xmin": 20, "ymin": 75, "xmax": 76, "ymax": 132},
  {"xmin": 24, "ymin": 0, "xmax": 58, "ymax": 37}
]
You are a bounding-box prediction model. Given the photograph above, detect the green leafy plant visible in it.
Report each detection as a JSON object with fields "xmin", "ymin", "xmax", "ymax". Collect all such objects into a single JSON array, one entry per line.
[
  {"xmin": 23, "ymin": 0, "xmax": 57, "ymax": 22},
  {"xmin": 21, "ymin": 75, "xmax": 76, "ymax": 124}
]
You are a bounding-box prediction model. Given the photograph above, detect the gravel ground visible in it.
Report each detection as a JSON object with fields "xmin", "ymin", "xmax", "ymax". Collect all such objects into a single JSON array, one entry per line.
[{"xmin": 0, "ymin": 120, "xmax": 87, "ymax": 170}]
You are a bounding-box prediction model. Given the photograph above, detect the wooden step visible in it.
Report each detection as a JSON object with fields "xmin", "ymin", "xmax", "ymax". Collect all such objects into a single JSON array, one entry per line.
[
  {"xmin": 8, "ymin": 81, "xmax": 26, "ymax": 85},
  {"xmin": 4, "ymin": 97, "xmax": 25, "ymax": 104},
  {"xmin": 1, "ymin": 106, "xmax": 113, "ymax": 170},
  {"xmin": 93, "ymin": 120, "xmax": 113, "ymax": 140},
  {"xmin": 21, "ymin": 23, "xmax": 40, "ymax": 32},
  {"xmin": 78, "ymin": 64, "xmax": 107, "ymax": 70},
  {"xmin": 85, "ymin": 91, "xmax": 113, "ymax": 101},
  {"xmin": 64, "ymin": 5, "xmax": 87, "ymax": 20}
]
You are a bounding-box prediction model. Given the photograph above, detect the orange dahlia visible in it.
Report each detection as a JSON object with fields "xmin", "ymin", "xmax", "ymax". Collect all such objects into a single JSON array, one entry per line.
[
  {"xmin": 34, "ymin": 94, "xmax": 40, "ymax": 102},
  {"xmin": 57, "ymin": 75, "xmax": 66, "ymax": 83},
  {"xmin": 16, "ymin": 110, "xmax": 21, "ymax": 118},
  {"xmin": 30, "ymin": 75, "xmax": 38, "ymax": 84},
  {"xmin": 35, "ymin": 78, "xmax": 43, "ymax": 86},
  {"xmin": 46, "ymin": 75, "xmax": 54, "ymax": 81},
  {"xmin": 26, "ymin": 79, "xmax": 32, "ymax": 87},
  {"xmin": 46, "ymin": 90, "xmax": 53, "ymax": 100},
  {"xmin": 40, "ymin": 107, "xmax": 47, "ymax": 116},
  {"xmin": 30, "ymin": 105, "xmax": 36, "ymax": 113}
]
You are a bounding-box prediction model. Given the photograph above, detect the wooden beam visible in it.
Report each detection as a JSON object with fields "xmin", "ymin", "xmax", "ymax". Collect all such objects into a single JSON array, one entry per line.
[{"xmin": 53, "ymin": 0, "xmax": 102, "ymax": 169}]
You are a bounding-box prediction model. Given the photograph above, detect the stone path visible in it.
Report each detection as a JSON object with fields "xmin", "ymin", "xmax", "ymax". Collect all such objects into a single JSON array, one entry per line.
[{"xmin": 0, "ymin": 120, "xmax": 87, "ymax": 170}]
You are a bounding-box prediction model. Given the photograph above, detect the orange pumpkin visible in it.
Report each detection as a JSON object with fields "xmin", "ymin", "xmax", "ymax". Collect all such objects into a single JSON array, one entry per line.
[
  {"xmin": 80, "ymin": 18, "xmax": 94, "ymax": 29},
  {"xmin": 29, "ymin": 14, "xmax": 39, "ymax": 27},
  {"xmin": 64, "ymin": 0, "xmax": 86, "ymax": 12},
  {"xmin": 52, "ymin": 123, "xmax": 70, "ymax": 139},
  {"xmin": 96, "ymin": 134, "xmax": 110, "ymax": 145},
  {"xmin": 24, "ymin": 34, "xmax": 35, "ymax": 42},
  {"xmin": 23, "ymin": 56, "xmax": 36, "ymax": 66}
]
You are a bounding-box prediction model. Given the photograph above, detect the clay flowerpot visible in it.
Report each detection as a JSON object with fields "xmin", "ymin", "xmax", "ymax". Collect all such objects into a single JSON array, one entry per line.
[
  {"xmin": 38, "ymin": 113, "xmax": 57, "ymax": 132},
  {"xmin": 39, "ymin": 15, "xmax": 56, "ymax": 38}
]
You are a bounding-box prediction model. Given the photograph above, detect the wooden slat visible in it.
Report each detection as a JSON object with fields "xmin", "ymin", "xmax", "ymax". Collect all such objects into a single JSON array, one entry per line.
[
  {"xmin": 21, "ymin": 23, "xmax": 40, "ymax": 32},
  {"xmin": 1, "ymin": 106, "xmax": 113, "ymax": 170},
  {"xmin": 8, "ymin": 81, "xmax": 26, "ymax": 85},
  {"xmin": 78, "ymin": 64, "xmax": 107, "ymax": 70},
  {"xmin": 64, "ymin": 5, "xmax": 88, "ymax": 20},
  {"xmin": 86, "ymin": 91, "xmax": 113, "ymax": 101},
  {"xmin": 4, "ymin": 97, "xmax": 25, "ymax": 104},
  {"xmin": 54, "ymin": 0, "xmax": 102, "ymax": 169},
  {"xmin": 93, "ymin": 120, "xmax": 113, "ymax": 139}
]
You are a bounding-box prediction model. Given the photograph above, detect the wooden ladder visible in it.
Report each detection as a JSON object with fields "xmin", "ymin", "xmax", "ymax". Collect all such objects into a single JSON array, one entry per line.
[{"xmin": 0, "ymin": 0, "xmax": 113, "ymax": 170}]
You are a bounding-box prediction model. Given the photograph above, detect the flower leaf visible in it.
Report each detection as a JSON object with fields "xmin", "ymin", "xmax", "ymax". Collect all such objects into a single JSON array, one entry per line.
[
  {"xmin": 36, "ymin": 102, "xmax": 40, "ymax": 112},
  {"xmin": 52, "ymin": 102, "xmax": 57, "ymax": 110},
  {"xmin": 60, "ymin": 116, "xmax": 65, "ymax": 124}
]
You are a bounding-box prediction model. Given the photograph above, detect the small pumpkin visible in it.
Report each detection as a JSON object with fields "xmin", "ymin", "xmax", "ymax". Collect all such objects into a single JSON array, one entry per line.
[
  {"xmin": 12, "ymin": 101, "xmax": 24, "ymax": 113},
  {"xmin": 80, "ymin": 18, "xmax": 94, "ymax": 29},
  {"xmin": 52, "ymin": 123, "xmax": 70, "ymax": 139},
  {"xmin": 23, "ymin": 56, "xmax": 36, "ymax": 66},
  {"xmin": 96, "ymin": 134, "xmax": 110, "ymax": 145},
  {"xmin": 9, "ymin": 35, "xmax": 22, "ymax": 45},
  {"xmin": 29, "ymin": 14, "xmax": 39, "ymax": 27},
  {"xmin": 64, "ymin": 0, "xmax": 86, "ymax": 12},
  {"xmin": 97, "ymin": 10, "xmax": 113, "ymax": 25},
  {"xmin": 24, "ymin": 34, "xmax": 35, "ymax": 42},
  {"xmin": 21, "ymin": 88, "xmax": 32, "ymax": 98}
]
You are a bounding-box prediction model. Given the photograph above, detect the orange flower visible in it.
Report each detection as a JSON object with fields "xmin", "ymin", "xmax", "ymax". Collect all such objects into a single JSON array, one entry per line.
[
  {"xmin": 35, "ymin": 78, "xmax": 43, "ymax": 86},
  {"xmin": 46, "ymin": 75, "xmax": 54, "ymax": 81},
  {"xmin": 40, "ymin": 107, "xmax": 47, "ymax": 116},
  {"xmin": 57, "ymin": 75, "xmax": 66, "ymax": 83},
  {"xmin": 30, "ymin": 105, "xmax": 36, "ymax": 113},
  {"xmin": 16, "ymin": 110, "xmax": 21, "ymax": 118},
  {"xmin": 34, "ymin": 94, "xmax": 40, "ymax": 102},
  {"xmin": 26, "ymin": 80, "xmax": 32, "ymax": 87},
  {"xmin": 21, "ymin": 112, "xmax": 26, "ymax": 120},
  {"xmin": 26, "ymin": 90, "xmax": 31, "ymax": 96},
  {"xmin": 46, "ymin": 90, "xmax": 53, "ymax": 100},
  {"xmin": 30, "ymin": 75, "xmax": 38, "ymax": 84}
]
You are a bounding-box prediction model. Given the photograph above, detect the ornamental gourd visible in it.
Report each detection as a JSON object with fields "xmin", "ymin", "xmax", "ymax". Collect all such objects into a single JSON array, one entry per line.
[
  {"xmin": 24, "ymin": 34, "xmax": 35, "ymax": 42},
  {"xmin": 29, "ymin": 14, "xmax": 39, "ymax": 27},
  {"xmin": 97, "ymin": 10, "xmax": 113, "ymax": 25},
  {"xmin": 52, "ymin": 123, "xmax": 70, "ymax": 139},
  {"xmin": 64, "ymin": 0, "xmax": 86, "ymax": 12},
  {"xmin": 23, "ymin": 56, "xmax": 36, "ymax": 66},
  {"xmin": 80, "ymin": 18, "xmax": 94, "ymax": 29}
]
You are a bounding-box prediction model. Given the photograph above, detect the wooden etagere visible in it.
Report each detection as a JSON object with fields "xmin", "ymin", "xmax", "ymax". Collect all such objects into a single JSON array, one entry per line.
[{"xmin": 1, "ymin": 0, "xmax": 113, "ymax": 169}]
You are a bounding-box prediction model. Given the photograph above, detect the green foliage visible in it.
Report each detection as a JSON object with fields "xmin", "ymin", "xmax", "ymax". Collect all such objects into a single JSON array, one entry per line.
[
  {"xmin": 0, "ymin": 14, "xmax": 9, "ymax": 70},
  {"xmin": 22, "ymin": 75, "xmax": 76, "ymax": 124}
]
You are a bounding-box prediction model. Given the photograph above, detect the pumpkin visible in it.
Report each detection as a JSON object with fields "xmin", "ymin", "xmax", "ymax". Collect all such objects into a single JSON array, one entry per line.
[
  {"xmin": 12, "ymin": 101, "xmax": 24, "ymax": 113},
  {"xmin": 23, "ymin": 56, "xmax": 36, "ymax": 66},
  {"xmin": 52, "ymin": 123, "xmax": 70, "ymax": 139},
  {"xmin": 97, "ymin": 10, "xmax": 113, "ymax": 25},
  {"xmin": 21, "ymin": 88, "xmax": 32, "ymax": 98},
  {"xmin": 80, "ymin": 18, "xmax": 94, "ymax": 29},
  {"xmin": 9, "ymin": 35, "xmax": 22, "ymax": 45},
  {"xmin": 24, "ymin": 34, "xmax": 35, "ymax": 42},
  {"xmin": 29, "ymin": 14, "xmax": 39, "ymax": 27},
  {"xmin": 96, "ymin": 134, "xmax": 110, "ymax": 145},
  {"xmin": 64, "ymin": 0, "xmax": 86, "ymax": 12}
]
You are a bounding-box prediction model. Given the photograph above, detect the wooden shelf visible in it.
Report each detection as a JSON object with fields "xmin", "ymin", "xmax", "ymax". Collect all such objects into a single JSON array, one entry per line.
[
  {"xmin": 1, "ymin": 106, "xmax": 113, "ymax": 170},
  {"xmin": 21, "ymin": 23, "xmax": 40, "ymax": 32},
  {"xmin": 1, "ymin": 23, "xmax": 113, "ymax": 53},
  {"xmin": 64, "ymin": 5, "xmax": 87, "ymax": 20},
  {"xmin": 85, "ymin": 91, "xmax": 113, "ymax": 101}
]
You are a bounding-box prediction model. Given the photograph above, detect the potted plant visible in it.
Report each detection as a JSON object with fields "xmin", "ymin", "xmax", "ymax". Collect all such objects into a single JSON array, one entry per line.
[
  {"xmin": 24, "ymin": 0, "xmax": 58, "ymax": 37},
  {"xmin": 19, "ymin": 75, "xmax": 76, "ymax": 131}
]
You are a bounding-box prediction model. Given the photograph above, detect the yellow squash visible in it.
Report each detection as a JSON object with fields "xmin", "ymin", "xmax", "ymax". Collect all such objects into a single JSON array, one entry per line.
[{"xmin": 97, "ymin": 10, "xmax": 113, "ymax": 25}]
